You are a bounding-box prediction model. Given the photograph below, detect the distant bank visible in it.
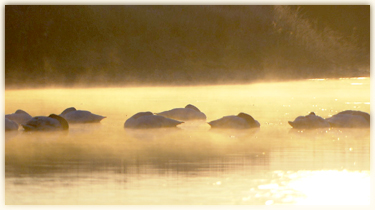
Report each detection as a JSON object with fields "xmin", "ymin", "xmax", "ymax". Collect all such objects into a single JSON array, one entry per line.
[{"xmin": 5, "ymin": 5, "xmax": 369, "ymax": 88}]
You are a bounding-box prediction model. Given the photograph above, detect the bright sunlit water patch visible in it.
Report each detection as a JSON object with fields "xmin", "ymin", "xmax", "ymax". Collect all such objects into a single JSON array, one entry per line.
[
  {"xmin": 308, "ymin": 78, "xmax": 326, "ymax": 81},
  {"xmin": 4, "ymin": 77, "xmax": 370, "ymax": 204},
  {"xmin": 287, "ymin": 170, "xmax": 370, "ymax": 205}
]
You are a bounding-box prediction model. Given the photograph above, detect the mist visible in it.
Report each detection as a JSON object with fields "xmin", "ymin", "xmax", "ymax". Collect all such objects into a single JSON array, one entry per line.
[{"xmin": 5, "ymin": 5, "xmax": 370, "ymax": 88}]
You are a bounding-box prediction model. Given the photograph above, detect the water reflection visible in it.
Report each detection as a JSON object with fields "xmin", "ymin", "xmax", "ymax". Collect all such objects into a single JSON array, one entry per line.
[
  {"xmin": 4, "ymin": 78, "xmax": 370, "ymax": 204},
  {"xmin": 208, "ymin": 127, "xmax": 260, "ymax": 140},
  {"xmin": 68, "ymin": 123, "xmax": 105, "ymax": 135},
  {"xmin": 5, "ymin": 126, "xmax": 370, "ymax": 204},
  {"xmin": 124, "ymin": 127, "xmax": 183, "ymax": 141},
  {"xmin": 4, "ymin": 130, "xmax": 19, "ymax": 142}
]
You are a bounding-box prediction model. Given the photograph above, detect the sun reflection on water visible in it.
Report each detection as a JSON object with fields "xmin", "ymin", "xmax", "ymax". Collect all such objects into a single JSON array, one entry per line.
[
  {"xmin": 4, "ymin": 77, "xmax": 370, "ymax": 205},
  {"xmin": 286, "ymin": 170, "xmax": 370, "ymax": 205}
]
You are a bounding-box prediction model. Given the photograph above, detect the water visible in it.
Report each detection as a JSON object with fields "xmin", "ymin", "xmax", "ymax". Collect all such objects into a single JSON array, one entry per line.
[{"xmin": 4, "ymin": 77, "xmax": 370, "ymax": 205}]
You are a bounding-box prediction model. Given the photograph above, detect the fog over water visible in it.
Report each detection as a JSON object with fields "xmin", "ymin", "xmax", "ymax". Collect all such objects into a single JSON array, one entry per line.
[
  {"xmin": 4, "ymin": 78, "xmax": 370, "ymax": 205},
  {"xmin": 3, "ymin": 5, "xmax": 371, "ymax": 206}
]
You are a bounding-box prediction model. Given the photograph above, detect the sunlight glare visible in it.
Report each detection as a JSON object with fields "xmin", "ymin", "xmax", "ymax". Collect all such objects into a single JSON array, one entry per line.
[{"xmin": 287, "ymin": 170, "xmax": 370, "ymax": 205}]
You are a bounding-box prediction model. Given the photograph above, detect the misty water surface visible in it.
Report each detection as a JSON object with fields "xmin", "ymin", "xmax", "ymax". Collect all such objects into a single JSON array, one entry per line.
[{"xmin": 4, "ymin": 77, "xmax": 370, "ymax": 205}]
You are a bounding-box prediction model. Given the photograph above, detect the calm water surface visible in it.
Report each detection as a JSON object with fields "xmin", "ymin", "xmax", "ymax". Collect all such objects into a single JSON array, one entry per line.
[{"xmin": 4, "ymin": 78, "xmax": 370, "ymax": 205}]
